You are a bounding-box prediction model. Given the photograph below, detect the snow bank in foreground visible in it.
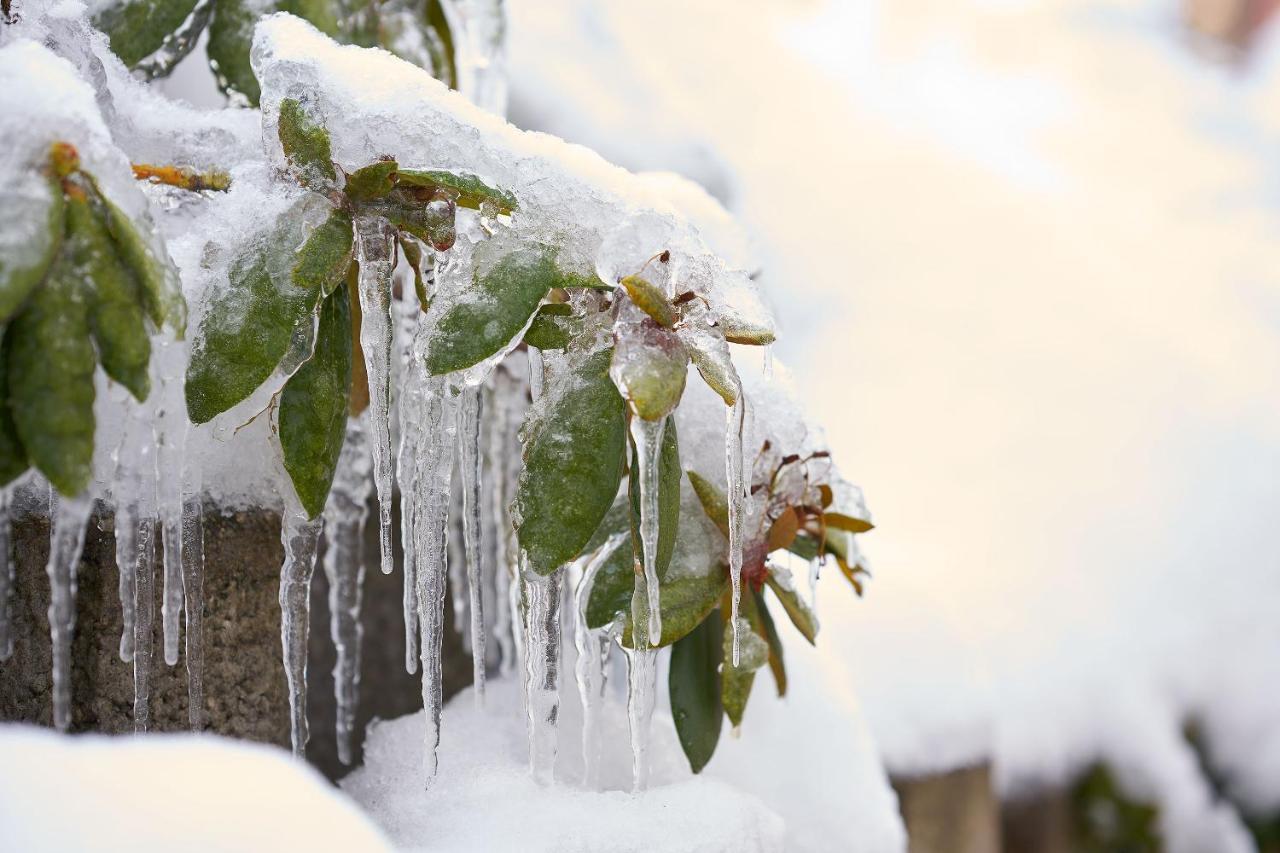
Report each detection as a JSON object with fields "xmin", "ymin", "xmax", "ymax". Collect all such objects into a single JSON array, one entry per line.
[{"xmin": 0, "ymin": 725, "xmax": 391, "ymax": 851}]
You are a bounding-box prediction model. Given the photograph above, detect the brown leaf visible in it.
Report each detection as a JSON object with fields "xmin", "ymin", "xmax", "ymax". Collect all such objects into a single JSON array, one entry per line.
[{"xmin": 765, "ymin": 507, "xmax": 799, "ymax": 552}]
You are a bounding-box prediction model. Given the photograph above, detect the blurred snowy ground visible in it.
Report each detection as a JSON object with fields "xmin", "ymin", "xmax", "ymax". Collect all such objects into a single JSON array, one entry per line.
[{"xmin": 506, "ymin": 0, "xmax": 1280, "ymax": 848}]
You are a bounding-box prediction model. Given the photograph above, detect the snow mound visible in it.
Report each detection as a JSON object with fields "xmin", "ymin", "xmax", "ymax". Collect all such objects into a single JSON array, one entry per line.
[{"xmin": 0, "ymin": 725, "xmax": 392, "ymax": 851}]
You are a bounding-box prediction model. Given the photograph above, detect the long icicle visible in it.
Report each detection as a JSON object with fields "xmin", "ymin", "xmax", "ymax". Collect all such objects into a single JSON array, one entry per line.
[
  {"xmin": 522, "ymin": 562, "xmax": 562, "ymax": 785},
  {"xmin": 396, "ymin": 307, "xmax": 424, "ymax": 675},
  {"xmin": 323, "ymin": 417, "xmax": 373, "ymax": 765},
  {"xmin": 413, "ymin": 375, "xmax": 458, "ymax": 783},
  {"xmin": 355, "ymin": 215, "xmax": 398, "ymax": 578},
  {"xmin": 133, "ymin": 513, "xmax": 157, "ymax": 732},
  {"xmin": 182, "ymin": 456, "xmax": 206, "ymax": 729},
  {"xmin": 630, "ymin": 416, "xmax": 665, "ymax": 645},
  {"xmin": 158, "ymin": 365, "xmax": 187, "ymax": 667},
  {"xmin": 279, "ymin": 504, "xmax": 323, "ymax": 757},
  {"xmin": 0, "ymin": 486, "xmax": 16, "ymax": 661},
  {"xmin": 46, "ymin": 489, "xmax": 93, "ymax": 732},
  {"xmin": 486, "ymin": 366, "xmax": 520, "ymax": 675},
  {"xmin": 726, "ymin": 391, "xmax": 747, "ymax": 665},
  {"xmin": 574, "ymin": 534, "xmax": 624, "ymax": 788},
  {"xmin": 459, "ymin": 384, "xmax": 486, "ymax": 702}
]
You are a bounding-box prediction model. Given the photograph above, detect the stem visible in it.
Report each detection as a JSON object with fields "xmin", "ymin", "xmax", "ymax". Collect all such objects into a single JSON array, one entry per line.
[{"xmin": 131, "ymin": 164, "xmax": 231, "ymax": 193}]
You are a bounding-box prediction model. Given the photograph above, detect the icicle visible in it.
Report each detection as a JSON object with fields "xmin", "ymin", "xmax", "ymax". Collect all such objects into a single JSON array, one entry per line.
[
  {"xmin": 762, "ymin": 343, "xmax": 773, "ymax": 378},
  {"xmin": 279, "ymin": 505, "xmax": 323, "ymax": 757},
  {"xmin": 323, "ymin": 418, "xmax": 373, "ymax": 765},
  {"xmin": 355, "ymin": 215, "xmax": 398, "ymax": 577},
  {"xmin": 459, "ymin": 385, "xmax": 486, "ymax": 701},
  {"xmin": 396, "ymin": 310, "xmax": 424, "ymax": 675},
  {"xmin": 412, "ymin": 375, "xmax": 459, "ymax": 782},
  {"xmin": 527, "ymin": 347, "xmax": 544, "ymax": 402},
  {"xmin": 629, "ymin": 417, "xmax": 665, "ymax": 646},
  {"xmin": 0, "ymin": 488, "xmax": 12, "ymax": 661},
  {"xmin": 808, "ymin": 556, "xmax": 820, "ymax": 612},
  {"xmin": 46, "ymin": 489, "xmax": 93, "ymax": 732},
  {"xmin": 454, "ymin": 0, "xmax": 510, "ymax": 114},
  {"xmin": 114, "ymin": 500, "xmax": 137, "ymax": 663},
  {"xmin": 574, "ymin": 535, "xmax": 625, "ymax": 788},
  {"xmin": 182, "ymin": 464, "xmax": 206, "ymax": 730},
  {"xmin": 625, "ymin": 644, "xmax": 658, "ymax": 792},
  {"xmin": 447, "ymin": 487, "xmax": 469, "ymax": 647},
  {"xmin": 726, "ymin": 392, "xmax": 747, "ymax": 666},
  {"xmin": 133, "ymin": 514, "xmax": 156, "ymax": 733},
  {"xmin": 158, "ymin": 376, "xmax": 187, "ymax": 668},
  {"xmin": 522, "ymin": 563, "xmax": 562, "ymax": 785},
  {"xmin": 489, "ymin": 359, "xmax": 526, "ymax": 676}
]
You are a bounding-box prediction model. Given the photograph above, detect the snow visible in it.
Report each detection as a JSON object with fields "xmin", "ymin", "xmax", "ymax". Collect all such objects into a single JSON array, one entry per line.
[{"xmin": 0, "ymin": 724, "xmax": 393, "ymax": 851}]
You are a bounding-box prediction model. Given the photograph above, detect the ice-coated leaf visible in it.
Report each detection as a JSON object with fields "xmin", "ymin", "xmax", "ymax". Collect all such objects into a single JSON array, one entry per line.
[
  {"xmin": 585, "ymin": 421, "xmax": 680, "ymax": 627},
  {"xmin": 374, "ymin": 189, "xmax": 455, "ymax": 252},
  {"xmin": 0, "ymin": 172, "xmax": 62, "ymax": 324},
  {"xmin": 621, "ymin": 569, "xmax": 727, "ymax": 649},
  {"xmin": 0, "ymin": 332, "xmax": 29, "ymax": 487},
  {"xmin": 7, "ymin": 239, "xmax": 96, "ymax": 497},
  {"xmin": 823, "ymin": 511, "xmax": 875, "ymax": 533},
  {"xmin": 610, "ymin": 319, "xmax": 688, "ymax": 422},
  {"xmin": 344, "ymin": 159, "xmax": 398, "ymax": 200},
  {"xmin": 425, "ymin": 246, "xmax": 560, "ymax": 376},
  {"xmin": 722, "ymin": 596, "xmax": 770, "ymax": 727},
  {"xmin": 621, "ymin": 275, "xmax": 677, "ymax": 328},
  {"xmin": 345, "ymin": 262, "xmax": 370, "ymax": 415},
  {"xmin": 93, "ymin": 183, "xmax": 185, "ymax": 334},
  {"xmin": 185, "ymin": 200, "xmax": 332, "ymax": 424},
  {"xmin": 669, "ymin": 613, "xmax": 723, "ymax": 773},
  {"xmin": 678, "ymin": 303, "xmax": 740, "ymax": 407},
  {"xmin": 69, "ymin": 188, "xmax": 151, "ymax": 401},
  {"xmin": 515, "ymin": 348, "xmax": 627, "ymax": 575},
  {"xmin": 297, "ymin": 209, "xmax": 354, "ymax": 298},
  {"xmin": 94, "ymin": 0, "xmax": 201, "ymax": 68},
  {"xmin": 395, "ymin": 169, "xmax": 516, "ymax": 214},
  {"xmin": 209, "ymin": 0, "xmax": 338, "ymax": 104},
  {"xmin": 754, "ymin": 587, "xmax": 786, "ymax": 696},
  {"xmin": 522, "ymin": 303, "xmax": 574, "ymax": 351},
  {"xmin": 764, "ymin": 566, "xmax": 818, "ymax": 644},
  {"xmin": 279, "ymin": 281, "xmax": 352, "ymax": 518},
  {"xmin": 719, "ymin": 315, "xmax": 776, "ymax": 346},
  {"xmin": 687, "ymin": 469, "xmax": 730, "ymax": 539},
  {"xmin": 277, "ymin": 97, "xmax": 338, "ymax": 185}
]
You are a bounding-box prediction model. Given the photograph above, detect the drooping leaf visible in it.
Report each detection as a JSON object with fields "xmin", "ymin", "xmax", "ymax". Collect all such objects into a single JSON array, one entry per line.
[
  {"xmin": 620, "ymin": 275, "xmax": 677, "ymax": 328},
  {"xmin": 0, "ymin": 170, "xmax": 62, "ymax": 324},
  {"xmin": 279, "ymin": 281, "xmax": 352, "ymax": 518},
  {"xmin": 395, "ymin": 168, "xmax": 516, "ymax": 213},
  {"xmin": 583, "ymin": 542, "xmax": 634, "ymax": 629},
  {"xmin": 296, "ymin": 209, "xmax": 354, "ymax": 298},
  {"xmin": 277, "ymin": 97, "xmax": 338, "ymax": 186},
  {"xmin": 621, "ymin": 569, "xmax": 728, "ymax": 649},
  {"xmin": 609, "ymin": 315, "xmax": 688, "ymax": 422},
  {"xmin": 679, "ymin": 302, "xmax": 740, "ymax": 406},
  {"xmin": 753, "ymin": 586, "xmax": 787, "ymax": 696},
  {"xmin": 764, "ymin": 565, "xmax": 818, "ymax": 644},
  {"xmin": 397, "ymin": 235, "xmax": 429, "ymax": 311},
  {"xmin": 68, "ymin": 187, "xmax": 151, "ymax": 401},
  {"xmin": 7, "ymin": 237, "xmax": 96, "ymax": 497},
  {"xmin": 721, "ymin": 598, "xmax": 769, "ymax": 727},
  {"xmin": 515, "ymin": 348, "xmax": 627, "ymax": 575},
  {"xmin": 823, "ymin": 511, "xmax": 874, "ymax": 533},
  {"xmin": 523, "ymin": 303, "xmax": 574, "ymax": 351},
  {"xmin": 184, "ymin": 199, "xmax": 333, "ymax": 424},
  {"xmin": 688, "ymin": 469, "xmax": 730, "ymax": 538},
  {"xmin": 424, "ymin": 0, "xmax": 457, "ymax": 89},
  {"xmin": 0, "ymin": 332, "xmax": 30, "ymax": 487},
  {"xmin": 94, "ymin": 0, "xmax": 201, "ymax": 68},
  {"xmin": 92, "ymin": 182, "xmax": 185, "ymax": 334},
  {"xmin": 425, "ymin": 245, "xmax": 560, "ymax": 376},
  {"xmin": 669, "ymin": 612, "xmax": 723, "ymax": 773},
  {"xmin": 344, "ymin": 159, "xmax": 398, "ymax": 201},
  {"xmin": 765, "ymin": 507, "xmax": 799, "ymax": 553}
]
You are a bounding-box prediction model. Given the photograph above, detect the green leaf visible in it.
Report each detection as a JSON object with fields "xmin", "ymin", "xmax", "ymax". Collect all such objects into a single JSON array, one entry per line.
[
  {"xmin": 754, "ymin": 586, "xmax": 787, "ymax": 697},
  {"xmin": 0, "ymin": 171, "xmax": 62, "ymax": 324},
  {"xmin": 522, "ymin": 303, "xmax": 574, "ymax": 351},
  {"xmin": 787, "ymin": 532, "xmax": 820, "ymax": 561},
  {"xmin": 279, "ymin": 281, "xmax": 352, "ymax": 518},
  {"xmin": 344, "ymin": 159, "xmax": 398, "ymax": 201},
  {"xmin": 764, "ymin": 566, "xmax": 818, "ymax": 644},
  {"xmin": 515, "ymin": 348, "xmax": 627, "ymax": 575},
  {"xmin": 373, "ymin": 189, "xmax": 456, "ymax": 252},
  {"xmin": 609, "ymin": 321, "xmax": 688, "ymax": 422},
  {"xmin": 395, "ymin": 169, "xmax": 517, "ymax": 214},
  {"xmin": 687, "ymin": 469, "xmax": 730, "ymax": 539},
  {"xmin": 424, "ymin": 0, "xmax": 457, "ymax": 89},
  {"xmin": 68, "ymin": 188, "xmax": 151, "ymax": 401},
  {"xmin": 620, "ymin": 275, "xmax": 677, "ymax": 327},
  {"xmin": 207, "ymin": 0, "xmax": 337, "ymax": 105},
  {"xmin": 424, "ymin": 245, "xmax": 559, "ymax": 376},
  {"xmin": 719, "ymin": 315, "xmax": 776, "ymax": 346},
  {"xmin": 277, "ymin": 97, "xmax": 338, "ymax": 186},
  {"xmin": 722, "ymin": 596, "xmax": 770, "ymax": 727},
  {"xmin": 93, "ymin": 183, "xmax": 185, "ymax": 335},
  {"xmin": 0, "ymin": 331, "xmax": 30, "ymax": 487},
  {"xmin": 398, "ymin": 236, "xmax": 429, "ymax": 310},
  {"xmin": 669, "ymin": 613, "xmax": 723, "ymax": 773},
  {"xmin": 184, "ymin": 200, "xmax": 335, "ymax": 424},
  {"xmin": 94, "ymin": 0, "xmax": 201, "ymax": 68},
  {"xmin": 621, "ymin": 569, "xmax": 727, "ymax": 648},
  {"xmin": 585, "ymin": 420, "xmax": 681, "ymax": 627},
  {"xmin": 297, "ymin": 209, "xmax": 354, "ymax": 299},
  {"xmin": 7, "ymin": 234, "xmax": 96, "ymax": 497}
]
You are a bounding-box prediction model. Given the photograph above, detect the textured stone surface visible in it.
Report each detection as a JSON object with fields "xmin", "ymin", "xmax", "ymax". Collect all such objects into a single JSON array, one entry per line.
[{"xmin": 0, "ymin": 498, "xmax": 473, "ymax": 782}]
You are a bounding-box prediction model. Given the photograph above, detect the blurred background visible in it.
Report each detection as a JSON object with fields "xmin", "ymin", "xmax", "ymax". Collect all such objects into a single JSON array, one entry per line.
[{"xmin": 499, "ymin": 0, "xmax": 1280, "ymax": 849}]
